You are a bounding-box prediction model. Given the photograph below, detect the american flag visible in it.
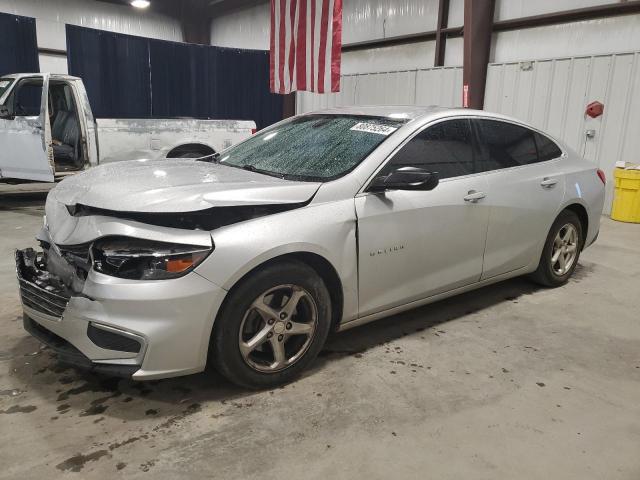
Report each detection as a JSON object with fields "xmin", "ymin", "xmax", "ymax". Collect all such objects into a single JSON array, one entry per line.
[{"xmin": 270, "ymin": 0, "xmax": 343, "ymax": 94}]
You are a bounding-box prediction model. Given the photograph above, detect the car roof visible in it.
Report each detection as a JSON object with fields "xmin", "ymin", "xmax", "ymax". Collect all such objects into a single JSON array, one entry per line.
[{"xmin": 308, "ymin": 105, "xmax": 525, "ymax": 124}]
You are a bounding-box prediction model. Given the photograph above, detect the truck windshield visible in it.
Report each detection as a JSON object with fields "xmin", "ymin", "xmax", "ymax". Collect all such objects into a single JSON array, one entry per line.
[
  {"xmin": 219, "ymin": 114, "xmax": 408, "ymax": 182},
  {"xmin": 0, "ymin": 78, "xmax": 14, "ymax": 100}
]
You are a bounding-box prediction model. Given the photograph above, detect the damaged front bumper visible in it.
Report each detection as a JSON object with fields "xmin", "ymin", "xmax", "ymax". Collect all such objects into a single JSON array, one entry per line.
[{"xmin": 16, "ymin": 247, "xmax": 227, "ymax": 380}]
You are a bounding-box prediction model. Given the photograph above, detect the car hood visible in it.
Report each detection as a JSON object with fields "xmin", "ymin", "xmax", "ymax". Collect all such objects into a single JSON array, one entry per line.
[{"xmin": 51, "ymin": 159, "xmax": 321, "ymax": 213}]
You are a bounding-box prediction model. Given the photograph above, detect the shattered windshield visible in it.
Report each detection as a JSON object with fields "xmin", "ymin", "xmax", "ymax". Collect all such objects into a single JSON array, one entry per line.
[
  {"xmin": 0, "ymin": 78, "xmax": 14, "ymax": 100},
  {"xmin": 219, "ymin": 114, "xmax": 408, "ymax": 182}
]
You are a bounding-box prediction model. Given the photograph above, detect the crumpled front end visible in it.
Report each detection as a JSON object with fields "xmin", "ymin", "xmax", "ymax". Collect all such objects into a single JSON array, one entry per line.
[{"xmin": 16, "ymin": 199, "xmax": 227, "ymax": 380}]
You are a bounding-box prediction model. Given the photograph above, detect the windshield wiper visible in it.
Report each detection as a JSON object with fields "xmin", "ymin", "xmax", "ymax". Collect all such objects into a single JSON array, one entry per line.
[{"xmin": 241, "ymin": 164, "xmax": 285, "ymax": 179}]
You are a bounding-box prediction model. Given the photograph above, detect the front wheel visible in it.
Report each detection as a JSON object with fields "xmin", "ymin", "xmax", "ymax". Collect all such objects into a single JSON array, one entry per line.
[
  {"xmin": 530, "ymin": 210, "xmax": 583, "ymax": 287},
  {"xmin": 211, "ymin": 260, "xmax": 332, "ymax": 389}
]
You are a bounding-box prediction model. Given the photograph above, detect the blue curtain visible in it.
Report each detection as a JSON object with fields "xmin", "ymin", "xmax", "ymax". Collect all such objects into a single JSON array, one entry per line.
[
  {"xmin": 0, "ymin": 12, "xmax": 39, "ymax": 77},
  {"xmin": 66, "ymin": 25, "xmax": 282, "ymax": 129},
  {"xmin": 66, "ymin": 25, "xmax": 151, "ymax": 118},
  {"xmin": 149, "ymin": 40, "xmax": 282, "ymax": 129},
  {"xmin": 148, "ymin": 40, "xmax": 212, "ymax": 118}
]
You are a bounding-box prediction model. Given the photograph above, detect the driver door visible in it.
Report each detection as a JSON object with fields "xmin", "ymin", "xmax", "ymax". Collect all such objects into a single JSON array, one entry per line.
[
  {"xmin": 0, "ymin": 74, "xmax": 54, "ymax": 182},
  {"xmin": 355, "ymin": 119, "xmax": 491, "ymax": 317}
]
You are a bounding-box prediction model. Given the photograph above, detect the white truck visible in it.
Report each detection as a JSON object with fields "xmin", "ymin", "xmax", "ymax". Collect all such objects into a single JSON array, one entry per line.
[{"xmin": 0, "ymin": 73, "xmax": 256, "ymax": 183}]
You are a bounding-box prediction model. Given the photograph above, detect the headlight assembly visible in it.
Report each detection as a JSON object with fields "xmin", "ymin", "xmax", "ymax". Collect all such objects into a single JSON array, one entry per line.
[{"xmin": 92, "ymin": 237, "xmax": 212, "ymax": 280}]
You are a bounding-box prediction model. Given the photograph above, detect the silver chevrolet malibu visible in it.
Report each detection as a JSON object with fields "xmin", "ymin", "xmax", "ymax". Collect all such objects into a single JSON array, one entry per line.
[{"xmin": 16, "ymin": 106, "xmax": 606, "ymax": 388}]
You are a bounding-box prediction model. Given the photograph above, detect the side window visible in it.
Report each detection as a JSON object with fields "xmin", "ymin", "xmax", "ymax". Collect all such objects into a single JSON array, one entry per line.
[
  {"xmin": 475, "ymin": 119, "xmax": 538, "ymax": 172},
  {"xmin": 383, "ymin": 119, "xmax": 474, "ymax": 180},
  {"xmin": 12, "ymin": 80, "xmax": 43, "ymax": 117},
  {"xmin": 535, "ymin": 132, "xmax": 562, "ymax": 161}
]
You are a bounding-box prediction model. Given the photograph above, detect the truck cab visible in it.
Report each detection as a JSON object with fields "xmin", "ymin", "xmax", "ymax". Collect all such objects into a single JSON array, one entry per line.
[{"xmin": 0, "ymin": 73, "xmax": 96, "ymax": 182}]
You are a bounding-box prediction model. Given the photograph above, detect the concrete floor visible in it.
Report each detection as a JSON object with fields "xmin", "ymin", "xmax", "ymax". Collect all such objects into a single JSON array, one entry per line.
[{"xmin": 1, "ymin": 192, "xmax": 639, "ymax": 479}]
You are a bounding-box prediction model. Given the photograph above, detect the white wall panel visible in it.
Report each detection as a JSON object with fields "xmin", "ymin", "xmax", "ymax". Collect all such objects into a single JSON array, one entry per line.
[
  {"xmin": 296, "ymin": 65, "xmax": 462, "ymax": 114},
  {"xmin": 492, "ymin": 15, "xmax": 640, "ymax": 63},
  {"xmin": 38, "ymin": 53, "xmax": 68, "ymax": 74},
  {"xmin": 343, "ymin": 0, "xmax": 439, "ymax": 44},
  {"xmin": 343, "ymin": 40, "xmax": 435, "ymax": 74},
  {"xmin": 495, "ymin": 0, "xmax": 613, "ymax": 21},
  {"xmin": 444, "ymin": 36, "xmax": 463, "ymax": 66},
  {"xmin": 415, "ymin": 67, "xmax": 463, "ymax": 107},
  {"xmin": 0, "ymin": 0, "xmax": 182, "ymax": 51},
  {"xmin": 447, "ymin": 0, "xmax": 464, "ymax": 28},
  {"xmin": 210, "ymin": 2, "xmax": 270, "ymax": 49},
  {"xmin": 485, "ymin": 52, "xmax": 640, "ymax": 213}
]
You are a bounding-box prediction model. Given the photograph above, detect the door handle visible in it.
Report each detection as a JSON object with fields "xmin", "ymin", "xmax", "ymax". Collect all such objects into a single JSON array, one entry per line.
[
  {"xmin": 540, "ymin": 177, "xmax": 558, "ymax": 188},
  {"xmin": 463, "ymin": 190, "xmax": 486, "ymax": 203}
]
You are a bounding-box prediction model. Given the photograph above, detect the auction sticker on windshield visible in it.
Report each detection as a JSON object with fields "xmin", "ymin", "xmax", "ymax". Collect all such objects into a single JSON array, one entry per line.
[{"xmin": 350, "ymin": 123, "xmax": 398, "ymax": 136}]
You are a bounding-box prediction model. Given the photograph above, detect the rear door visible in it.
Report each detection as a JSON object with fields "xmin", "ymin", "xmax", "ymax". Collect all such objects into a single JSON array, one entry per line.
[
  {"xmin": 472, "ymin": 119, "xmax": 566, "ymax": 279},
  {"xmin": 0, "ymin": 74, "xmax": 54, "ymax": 182}
]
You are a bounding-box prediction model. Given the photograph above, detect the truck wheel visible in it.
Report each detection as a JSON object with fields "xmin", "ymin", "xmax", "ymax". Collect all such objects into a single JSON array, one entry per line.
[
  {"xmin": 530, "ymin": 210, "xmax": 583, "ymax": 288},
  {"xmin": 211, "ymin": 260, "xmax": 331, "ymax": 389}
]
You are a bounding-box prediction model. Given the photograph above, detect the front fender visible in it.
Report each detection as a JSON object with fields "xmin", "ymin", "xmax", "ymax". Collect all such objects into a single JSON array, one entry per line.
[{"xmin": 194, "ymin": 199, "xmax": 359, "ymax": 323}]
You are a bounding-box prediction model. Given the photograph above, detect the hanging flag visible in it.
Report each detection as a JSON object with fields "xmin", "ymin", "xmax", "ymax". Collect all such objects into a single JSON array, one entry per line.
[{"xmin": 270, "ymin": 0, "xmax": 343, "ymax": 94}]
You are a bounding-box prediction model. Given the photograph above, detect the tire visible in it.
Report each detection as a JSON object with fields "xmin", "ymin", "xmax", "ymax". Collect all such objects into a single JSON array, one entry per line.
[
  {"xmin": 211, "ymin": 259, "xmax": 332, "ymax": 389},
  {"xmin": 530, "ymin": 210, "xmax": 583, "ymax": 287}
]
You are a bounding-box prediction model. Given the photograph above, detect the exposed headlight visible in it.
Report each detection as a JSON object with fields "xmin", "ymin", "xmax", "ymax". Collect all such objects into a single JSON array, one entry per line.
[{"xmin": 92, "ymin": 237, "xmax": 212, "ymax": 280}]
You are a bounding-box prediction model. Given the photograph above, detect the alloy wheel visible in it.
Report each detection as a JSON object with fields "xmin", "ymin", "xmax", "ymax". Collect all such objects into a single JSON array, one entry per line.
[
  {"xmin": 238, "ymin": 284, "xmax": 318, "ymax": 373},
  {"xmin": 551, "ymin": 223, "xmax": 578, "ymax": 276}
]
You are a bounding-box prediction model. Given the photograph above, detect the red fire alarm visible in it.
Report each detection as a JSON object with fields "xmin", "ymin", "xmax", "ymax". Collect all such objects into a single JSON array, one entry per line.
[{"xmin": 586, "ymin": 101, "xmax": 604, "ymax": 118}]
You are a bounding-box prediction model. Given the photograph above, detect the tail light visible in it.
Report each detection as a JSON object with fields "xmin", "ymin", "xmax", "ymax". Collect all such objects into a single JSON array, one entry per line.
[
  {"xmin": 596, "ymin": 169, "xmax": 606, "ymax": 185},
  {"xmin": 251, "ymin": 128, "xmax": 257, "ymax": 135}
]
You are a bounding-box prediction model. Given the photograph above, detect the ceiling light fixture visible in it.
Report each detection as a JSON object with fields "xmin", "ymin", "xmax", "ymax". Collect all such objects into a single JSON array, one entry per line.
[{"xmin": 131, "ymin": 0, "xmax": 151, "ymax": 8}]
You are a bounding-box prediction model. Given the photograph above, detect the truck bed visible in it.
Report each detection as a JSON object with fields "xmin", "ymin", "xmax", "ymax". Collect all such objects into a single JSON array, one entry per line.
[{"xmin": 96, "ymin": 118, "xmax": 255, "ymax": 162}]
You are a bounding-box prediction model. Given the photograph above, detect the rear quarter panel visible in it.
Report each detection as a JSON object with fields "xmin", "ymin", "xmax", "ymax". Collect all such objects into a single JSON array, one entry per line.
[{"xmin": 559, "ymin": 151, "xmax": 605, "ymax": 247}]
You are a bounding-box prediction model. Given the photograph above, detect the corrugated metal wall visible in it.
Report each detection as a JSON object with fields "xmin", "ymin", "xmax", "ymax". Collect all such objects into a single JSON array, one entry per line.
[
  {"xmin": 210, "ymin": 0, "xmax": 463, "ymax": 72},
  {"xmin": 296, "ymin": 66, "xmax": 463, "ymax": 113},
  {"xmin": 491, "ymin": 15, "xmax": 640, "ymax": 63},
  {"xmin": 485, "ymin": 51, "xmax": 640, "ymax": 213}
]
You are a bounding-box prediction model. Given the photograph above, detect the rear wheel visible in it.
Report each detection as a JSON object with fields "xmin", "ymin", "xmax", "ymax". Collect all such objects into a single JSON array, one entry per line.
[
  {"xmin": 530, "ymin": 210, "xmax": 583, "ymax": 287},
  {"xmin": 211, "ymin": 260, "xmax": 331, "ymax": 389}
]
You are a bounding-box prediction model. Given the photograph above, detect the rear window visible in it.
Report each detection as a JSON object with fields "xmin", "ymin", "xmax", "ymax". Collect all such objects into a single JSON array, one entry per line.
[
  {"xmin": 535, "ymin": 132, "xmax": 563, "ymax": 161},
  {"xmin": 475, "ymin": 119, "xmax": 538, "ymax": 171}
]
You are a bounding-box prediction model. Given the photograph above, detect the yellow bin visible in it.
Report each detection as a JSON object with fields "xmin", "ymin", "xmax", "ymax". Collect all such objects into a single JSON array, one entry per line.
[{"xmin": 611, "ymin": 167, "xmax": 640, "ymax": 223}]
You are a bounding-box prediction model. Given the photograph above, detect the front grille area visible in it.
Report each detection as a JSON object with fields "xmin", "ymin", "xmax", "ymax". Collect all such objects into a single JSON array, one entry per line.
[
  {"xmin": 16, "ymin": 249, "xmax": 71, "ymax": 320},
  {"xmin": 58, "ymin": 243, "xmax": 91, "ymax": 260},
  {"xmin": 87, "ymin": 324, "xmax": 141, "ymax": 353}
]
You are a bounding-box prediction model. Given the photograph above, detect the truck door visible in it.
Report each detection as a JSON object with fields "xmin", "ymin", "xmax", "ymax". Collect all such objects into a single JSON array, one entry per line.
[
  {"xmin": 72, "ymin": 79, "xmax": 99, "ymax": 167},
  {"xmin": 0, "ymin": 74, "xmax": 54, "ymax": 182}
]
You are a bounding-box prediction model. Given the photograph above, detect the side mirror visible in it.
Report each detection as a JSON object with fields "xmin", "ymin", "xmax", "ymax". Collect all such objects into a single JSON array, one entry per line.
[
  {"xmin": 368, "ymin": 166, "xmax": 439, "ymax": 192},
  {"xmin": 0, "ymin": 105, "xmax": 13, "ymax": 120}
]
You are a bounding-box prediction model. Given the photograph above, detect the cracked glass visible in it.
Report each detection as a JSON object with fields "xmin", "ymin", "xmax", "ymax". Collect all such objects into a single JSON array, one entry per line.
[{"xmin": 219, "ymin": 114, "xmax": 408, "ymax": 182}]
